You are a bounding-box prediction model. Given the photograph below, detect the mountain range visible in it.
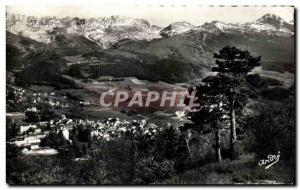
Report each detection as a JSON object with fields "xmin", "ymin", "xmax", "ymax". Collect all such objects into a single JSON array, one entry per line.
[
  {"xmin": 6, "ymin": 13, "xmax": 295, "ymax": 84},
  {"xmin": 6, "ymin": 13, "xmax": 294, "ymax": 48}
]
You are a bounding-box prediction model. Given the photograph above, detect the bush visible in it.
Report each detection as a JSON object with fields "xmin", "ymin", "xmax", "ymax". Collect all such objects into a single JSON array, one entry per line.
[
  {"xmin": 134, "ymin": 157, "xmax": 175, "ymax": 184},
  {"xmin": 243, "ymin": 102, "xmax": 295, "ymax": 161}
]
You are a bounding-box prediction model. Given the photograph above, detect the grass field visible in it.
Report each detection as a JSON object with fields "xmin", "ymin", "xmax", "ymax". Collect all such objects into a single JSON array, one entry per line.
[{"xmin": 162, "ymin": 154, "xmax": 294, "ymax": 185}]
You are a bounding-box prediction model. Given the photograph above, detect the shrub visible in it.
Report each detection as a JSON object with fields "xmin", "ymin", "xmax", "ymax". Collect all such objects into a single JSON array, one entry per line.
[
  {"xmin": 134, "ymin": 157, "xmax": 175, "ymax": 184},
  {"xmin": 243, "ymin": 102, "xmax": 295, "ymax": 162}
]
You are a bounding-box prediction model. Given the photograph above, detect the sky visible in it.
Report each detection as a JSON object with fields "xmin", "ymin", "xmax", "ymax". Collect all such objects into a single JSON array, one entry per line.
[{"xmin": 6, "ymin": 5, "xmax": 294, "ymax": 26}]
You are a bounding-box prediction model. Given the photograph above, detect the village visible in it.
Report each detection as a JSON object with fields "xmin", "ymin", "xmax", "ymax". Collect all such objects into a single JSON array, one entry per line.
[{"xmin": 6, "ymin": 83, "xmax": 187, "ymax": 159}]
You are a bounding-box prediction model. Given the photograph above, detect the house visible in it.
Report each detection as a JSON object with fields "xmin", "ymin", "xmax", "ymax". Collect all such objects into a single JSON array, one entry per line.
[
  {"xmin": 30, "ymin": 142, "xmax": 40, "ymax": 150},
  {"xmin": 24, "ymin": 137, "xmax": 41, "ymax": 145},
  {"xmin": 12, "ymin": 136, "xmax": 41, "ymax": 147},
  {"xmin": 39, "ymin": 121, "xmax": 48, "ymax": 127},
  {"xmin": 22, "ymin": 148, "xmax": 29, "ymax": 154},
  {"xmin": 55, "ymin": 100, "xmax": 60, "ymax": 107},
  {"xmin": 35, "ymin": 128, "xmax": 42, "ymax": 134},
  {"xmin": 20, "ymin": 124, "xmax": 37, "ymax": 133},
  {"xmin": 6, "ymin": 112, "xmax": 26, "ymax": 123},
  {"xmin": 44, "ymin": 130, "xmax": 50, "ymax": 136},
  {"xmin": 91, "ymin": 129, "xmax": 99, "ymax": 137},
  {"xmin": 36, "ymin": 133, "xmax": 46, "ymax": 139},
  {"xmin": 62, "ymin": 103, "xmax": 69, "ymax": 108},
  {"xmin": 49, "ymin": 100, "xmax": 55, "ymax": 107},
  {"xmin": 80, "ymin": 101, "xmax": 91, "ymax": 107},
  {"xmin": 26, "ymin": 107, "xmax": 37, "ymax": 112},
  {"xmin": 66, "ymin": 119, "xmax": 73, "ymax": 125},
  {"xmin": 61, "ymin": 128, "xmax": 69, "ymax": 140}
]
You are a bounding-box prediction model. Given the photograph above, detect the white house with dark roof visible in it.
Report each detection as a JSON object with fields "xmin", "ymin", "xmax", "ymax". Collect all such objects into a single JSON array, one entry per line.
[{"xmin": 20, "ymin": 124, "xmax": 37, "ymax": 133}]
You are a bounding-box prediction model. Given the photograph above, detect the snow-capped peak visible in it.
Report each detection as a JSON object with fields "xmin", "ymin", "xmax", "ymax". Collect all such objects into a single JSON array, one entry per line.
[
  {"xmin": 6, "ymin": 14, "xmax": 161, "ymax": 48},
  {"xmin": 254, "ymin": 13, "xmax": 285, "ymax": 25},
  {"xmin": 95, "ymin": 15, "xmax": 151, "ymax": 28},
  {"xmin": 246, "ymin": 13, "xmax": 293, "ymax": 35},
  {"xmin": 6, "ymin": 13, "xmax": 294, "ymax": 49},
  {"xmin": 160, "ymin": 21, "xmax": 194, "ymax": 37},
  {"xmin": 199, "ymin": 21, "xmax": 240, "ymax": 33}
]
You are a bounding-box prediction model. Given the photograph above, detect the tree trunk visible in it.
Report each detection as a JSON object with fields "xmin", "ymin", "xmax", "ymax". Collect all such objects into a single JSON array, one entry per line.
[
  {"xmin": 129, "ymin": 136, "xmax": 136, "ymax": 182},
  {"xmin": 215, "ymin": 129, "xmax": 222, "ymax": 162},
  {"xmin": 229, "ymin": 107, "xmax": 237, "ymax": 159},
  {"xmin": 186, "ymin": 139, "xmax": 193, "ymax": 162}
]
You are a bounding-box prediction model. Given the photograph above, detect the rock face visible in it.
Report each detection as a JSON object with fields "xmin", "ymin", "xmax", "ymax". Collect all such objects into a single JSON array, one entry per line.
[
  {"xmin": 193, "ymin": 14, "xmax": 294, "ymax": 36},
  {"xmin": 6, "ymin": 13, "xmax": 294, "ymax": 49},
  {"xmin": 244, "ymin": 13, "xmax": 294, "ymax": 36},
  {"xmin": 6, "ymin": 14, "xmax": 162, "ymax": 48},
  {"xmin": 197, "ymin": 21, "xmax": 242, "ymax": 34},
  {"xmin": 160, "ymin": 21, "xmax": 195, "ymax": 37}
]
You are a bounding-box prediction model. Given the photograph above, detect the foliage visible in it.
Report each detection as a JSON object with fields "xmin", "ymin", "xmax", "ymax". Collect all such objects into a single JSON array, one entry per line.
[
  {"xmin": 6, "ymin": 119, "xmax": 19, "ymax": 141},
  {"xmin": 185, "ymin": 46, "xmax": 261, "ymax": 161},
  {"xmin": 25, "ymin": 111, "xmax": 40, "ymax": 122},
  {"xmin": 243, "ymin": 101, "xmax": 295, "ymax": 161},
  {"xmin": 164, "ymin": 154, "xmax": 294, "ymax": 184},
  {"xmin": 150, "ymin": 58, "xmax": 198, "ymax": 83},
  {"xmin": 134, "ymin": 157, "xmax": 175, "ymax": 184}
]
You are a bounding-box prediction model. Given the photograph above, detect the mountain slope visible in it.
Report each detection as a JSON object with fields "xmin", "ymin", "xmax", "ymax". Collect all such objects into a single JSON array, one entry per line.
[
  {"xmin": 160, "ymin": 21, "xmax": 194, "ymax": 37},
  {"xmin": 6, "ymin": 13, "xmax": 295, "ymax": 84},
  {"xmin": 116, "ymin": 28, "xmax": 294, "ymax": 72},
  {"xmin": 244, "ymin": 13, "xmax": 294, "ymax": 36}
]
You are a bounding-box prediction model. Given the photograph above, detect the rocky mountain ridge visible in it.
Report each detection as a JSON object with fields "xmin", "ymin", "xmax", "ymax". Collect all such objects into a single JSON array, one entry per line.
[{"xmin": 6, "ymin": 13, "xmax": 294, "ymax": 48}]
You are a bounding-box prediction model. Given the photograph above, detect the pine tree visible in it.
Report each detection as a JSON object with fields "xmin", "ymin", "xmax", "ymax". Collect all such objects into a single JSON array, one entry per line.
[
  {"xmin": 212, "ymin": 46, "xmax": 261, "ymax": 159},
  {"xmin": 185, "ymin": 46, "xmax": 261, "ymax": 160},
  {"xmin": 185, "ymin": 80, "xmax": 228, "ymax": 162}
]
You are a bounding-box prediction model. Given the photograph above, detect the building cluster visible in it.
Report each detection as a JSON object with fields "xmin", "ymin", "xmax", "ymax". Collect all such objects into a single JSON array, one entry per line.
[
  {"xmin": 7, "ymin": 86, "xmax": 27, "ymax": 104},
  {"xmin": 31, "ymin": 92, "xmax": 69, "ymax": 109},
  {"xmin": 7, "ymin": 85, "xmax": 169, "ymax": 157},
  {"xmin": 9, "ymin": 113, "xmax": 162, "ymax": 156}
]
